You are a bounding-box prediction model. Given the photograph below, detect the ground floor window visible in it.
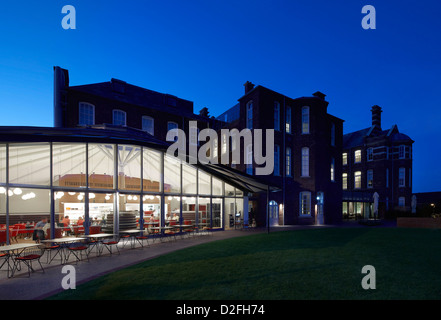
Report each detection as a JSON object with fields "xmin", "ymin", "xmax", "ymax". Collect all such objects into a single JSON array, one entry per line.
[{"xmin": 300, "ymin": 192, "xmax": 311, "ymax": 216}]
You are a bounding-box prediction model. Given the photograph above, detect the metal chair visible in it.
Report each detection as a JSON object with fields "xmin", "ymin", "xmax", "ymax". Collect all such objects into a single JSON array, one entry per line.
[
  {"xmin": 66, "ymin": 242, "xmax": 89, "ymax": 263},
  {"xmin": 13, "ymin": 247, "xmax": 45, "ymax": 277},
  {"xmin": 0, "ymin": 253, "xmax": 11, "ymax": 278},
  {"xmin": 101, "ymin": 238, "xmax": 120, "ymax": 255}
]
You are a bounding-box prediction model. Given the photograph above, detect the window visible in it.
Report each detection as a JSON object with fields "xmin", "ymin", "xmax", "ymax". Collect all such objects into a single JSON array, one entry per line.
[
  {"xmin": 301, "ymin": 147, "xmax": 309, "ymax": 177},
  {"xmin": 399, "ymin": 197, "xmax": 405, "ymax": 207},
  {"xmin": 142, "ymin": 116, "xmax": 154, "ymax": 135},
  {"xmin": 274, "ymin": 102, "xmax": 280, "ymax": 131},
  {"xmin": 399, "ymin": 167, "xmax": 405, "ymax": 187},
  {"xmin": 354, "ymin": 150, "xmax": 361, "ymax": 163},
  {"xmin": 286, "ymin": 106, "xmax": 291, "ymax": 133},
  {"xmin": 246, "ymin": 144, "xmax": 253, "ymax": 175},
  {"xmin": 354, "ymin": 171, "xmax": 361, "ymax": 189},
  {"xmin": 399, "ymin": 145, "xmax": 405, "ymax": 159},
  {"xmin": 330, "ymin": 158, "xmax": 335, "ymax": 181},
  {"xmin": 167, "ymin": 122, "xmax": 179, "ymax": 142},
  {"xmin": 367, "ymin": 148, "xmax": 373, "ymax": 161},
  {"xmin": 342, "ymin": 173, "xmax": 348, "ymax": 190},
  {"xmin": 286, "ymin": 147, "xmax": 291, "ymax": 177},
  {"xmin": 190, "ymin": 125, "xmax": 199, "ymax": 146},
  {"xmin": 246, "ymin": 101, "xmax": 253, "ymax": 129},
  {"xmin": 331, "ymin": 123, "xmax": 335, "ymax": 146},
  {"xmin": 299, "ymin": 192, "xmax": 311, "ymax": 216},
  {"xmin": 221, "ymin": 133, "xmax": 227, "ymax": 154},
  {"xmin": 301, "ymin": 106, "xmax": 310, "ymax": 134},
  {"xmin": 342, "ymin": 153, "xmax": 348, "ymax": 166},
  {"xmin": 113, "ymin": 109, "xmax": 126, "ymax": 126},
  {"xmin": 79, "ymin": 102, "xmax": 95, "ymax": 126},
  {"xmin": 274, "ymin": 145, "xmax": 280, "ymax": 176},
  {"xmin": 367, "ymin": 169, "xmax": 373, "ymax": 188}
]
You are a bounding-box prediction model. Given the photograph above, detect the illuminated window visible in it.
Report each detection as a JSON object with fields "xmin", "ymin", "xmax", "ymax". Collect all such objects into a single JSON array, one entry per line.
[
  {"xmin": 354, "ymin": 171, "xmax": 361, "ymax": 189},
  {"xmin": 354, "ymin": 150, "xmax": 361, "ymax": 163}
]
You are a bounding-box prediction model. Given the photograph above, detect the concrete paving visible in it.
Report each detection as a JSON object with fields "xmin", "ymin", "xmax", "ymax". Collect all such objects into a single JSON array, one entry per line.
[{"xmin": 0, "ymin": 221, "xmax": 395, "ymax": 300}]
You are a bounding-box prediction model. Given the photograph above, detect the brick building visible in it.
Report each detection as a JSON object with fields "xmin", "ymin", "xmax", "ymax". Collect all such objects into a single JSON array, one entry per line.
[
  {"xmin": 218, "ymin": 82, "xmax": 344, "ymax": 226},
  {"xmin": 342, "ymin": 106, "xmax": 414, "ymax": 219}
]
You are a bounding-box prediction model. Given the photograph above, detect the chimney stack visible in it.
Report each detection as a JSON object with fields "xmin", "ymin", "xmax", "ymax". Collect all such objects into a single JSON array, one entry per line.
[
  {"xmin": 371, "ymin": 105, "xmax": 382, "ymax": 129},
  {"xmin": 244, "ymin": 81, "xmax": 255, "ymax": 94},
  {"xmin": 312, "ymin": 91, "xmax": 326, "ymax": 100}
]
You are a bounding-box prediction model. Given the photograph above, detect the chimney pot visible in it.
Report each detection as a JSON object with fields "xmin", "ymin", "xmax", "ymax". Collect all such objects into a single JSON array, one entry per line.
[
  {"xmin": 371, "ymin": 105, "xmax": 382, "ymax": 129},
  {"xmin": 244, "ymin": 81, "xmax": 255, "ymax": 94}
]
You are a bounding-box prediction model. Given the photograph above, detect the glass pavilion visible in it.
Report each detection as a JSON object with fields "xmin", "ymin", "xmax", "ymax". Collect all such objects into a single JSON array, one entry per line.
[{"xmin": 0, "ymin": 126, "xmax": 269, "ymax": 244}]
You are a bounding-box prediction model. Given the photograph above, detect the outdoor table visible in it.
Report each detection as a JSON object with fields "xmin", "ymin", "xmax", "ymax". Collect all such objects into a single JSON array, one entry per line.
[
  {"xmin": 82, "ymin": 233, "xmax": 116, "ymax": 256},
  {"xmin": 41, "ymin": 237, "xmax": 86, "ymax": 264},
  {"xmin": 149, "ymin": 227, "xmax": 173, "ymax": 242},
  {"xmin": 0, "ymin": 243, "xmax": 42, "ymax": 278},
  {"xmin": 119, "ymin": 229, "xmax": 146, "ymax": 249}
]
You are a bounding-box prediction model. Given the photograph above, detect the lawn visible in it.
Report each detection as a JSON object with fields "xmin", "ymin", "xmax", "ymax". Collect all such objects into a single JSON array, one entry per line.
[{"xmin": 48, "ymin": 227, "xmax": 441, "ymax": 300}]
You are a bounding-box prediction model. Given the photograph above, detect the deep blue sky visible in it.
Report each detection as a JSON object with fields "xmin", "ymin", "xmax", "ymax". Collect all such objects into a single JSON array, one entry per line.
[{"xmin": 0, "ymin": 0, "xmax": 440, "ymax": 192}]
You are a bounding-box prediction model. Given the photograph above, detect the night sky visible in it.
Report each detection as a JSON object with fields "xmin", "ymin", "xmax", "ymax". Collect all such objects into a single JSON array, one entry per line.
[{"xmin": 0, "ymin": 0, "xmax": 440, "ymax": 192}]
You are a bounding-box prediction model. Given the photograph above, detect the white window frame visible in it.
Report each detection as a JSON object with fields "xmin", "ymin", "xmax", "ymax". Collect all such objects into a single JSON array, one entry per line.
[
  {"xmin": 79, "ymin": 102, "xmax": 95, "ymax": 126},
  {"xmin": 301, "ymin": 106, "xmax": 310, "ymax": 134},
  {"xmin": 301, "ymin": 147, "xmax": 309, "ymax": 177},
  {"xmin": 285, "ymin": 106, "xmax": 292, "ymax": 133},
  {"xmin": 286, "ymin": 147, "xmax": 291, "ymax": 177},
  {"xmin": 342, "ymin": 153, "xmax": 348, "ymax": 166},
  {"xmin": 354, "ymin": 150, "xmax": 361, "ymax": 163},
  {"xmin": 299, "ymin": 191, "xmax": 311, "ymax": 216},
  {"xmin": 330, "ymin": 157, "xmax": 335, "ymax": 181},
  {"xmin": 113, "ymin": 109, "xmax": 127, "ymax": 126},
  {"xmin": 142, "ymin": 116, "xmax": 154, "ymax": 135},
  {"xmin": 342, "ymin": 173, "xmax": 348, "ymax": 190},
  {"xmin": 354, "ymin": 171, "xmax": 361, "ymax": 189}
]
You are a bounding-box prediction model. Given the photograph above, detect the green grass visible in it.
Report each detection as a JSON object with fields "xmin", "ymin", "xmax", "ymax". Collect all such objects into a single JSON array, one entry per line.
[{"xmin": 48, "ymin": 227, "xmax": 441, "ymax": 300}]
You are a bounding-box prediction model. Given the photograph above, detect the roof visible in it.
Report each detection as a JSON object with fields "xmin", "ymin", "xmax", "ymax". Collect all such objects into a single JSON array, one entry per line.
[
  {"xmin": 68, "ymin": 80, "xmax": 210, "ymax": 122},
  {"xmin": 343, "ymin": 125, "xmax": 413, "ymax": 149},
  {"xmin": 0, "ymin": 126, "xmax": 277, "ymax": 194}
]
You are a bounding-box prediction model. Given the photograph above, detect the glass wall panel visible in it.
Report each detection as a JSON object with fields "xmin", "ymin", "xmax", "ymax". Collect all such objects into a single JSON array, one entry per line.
[
  {"xmin": 9, "ymin": 188, "xmax": 51, "ymax": 239},
  {"xmin": 54, "ymin": 190, "xmax": 85, "ymax": 237},
  {"xmin": 198, "ymin": 170, "xmax": 211, "ymax": 195},
  {"xmin": 182, "ymin": 196, "xmax": 196, "ymax": 225},
  {"xmin": 212, "ymin": 177, "xmax": 223, "ymax": 196},
  {"xmin": 0, "ymin": 144, "xmax": 6, "ymax": 183},
  {"xmin": 53, "ymin": 143, "xmax": 87, "ymax": 188},
  {"xmin": 165, "ymin": 195, "xmax": 180, "ymax": 225},
  {"xmin": 143, "ymin": 195, "xmax": 161, "ymax": 231},
  {"xmin": 164, "ymin": 155, "xmax": 181, "ymax": 193},
  {"xmin": 225, "ymin": 198, "xmax": 236, "ymax": 230},
  {"xmin": 182, "ymin": 163, "xmax": 197, "ymax": 194},
  {"xmin": 143, "ymin": 148, "xmax": 162, "ymax": 193},
  {"xmin": 118, "ymin": 193, "xmax": 140, "ymax": 231},
  {"xmin": 212, "ymin": 198, "xmax": 222, "ymax": 229},
  {"xmin": 198, "ymin": 197, "xmax": 210, "ymax": 230},
  {"xmin": 236, "ymin": 189, "xmax": 244, "ymax": 197},
  {"xmin": 0, "ymin": 192, "xmax": 6, "ymax": 244},
  {"xmin": 118, "ymin": 145, "xmax": 142, "ymax": 191},
  {"xmin": 225, "ymin": 183, "xmax": 235, "ymax": 197},
  {"xmin": 88, "ymin": 144, "xmax": 115, "ymax": 190},
  {"xmin": 9, "ymin": 143, "xmax": 50, "ymax": 186},
  {"xmin": 91, "ymin": 193, "xmax": 114, "ymax": 233}
]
